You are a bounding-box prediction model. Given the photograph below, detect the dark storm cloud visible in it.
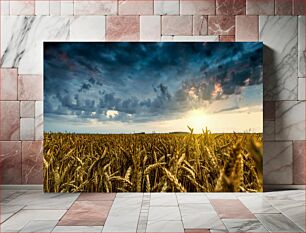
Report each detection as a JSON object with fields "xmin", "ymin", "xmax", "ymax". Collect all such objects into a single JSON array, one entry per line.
[
  {"xmin": 79, "ymin": 83, "xmax": 91, "ymax": 92},
  {"xmin": 44, "ymin": 42, "xmax": 263, "ymax": 123}
]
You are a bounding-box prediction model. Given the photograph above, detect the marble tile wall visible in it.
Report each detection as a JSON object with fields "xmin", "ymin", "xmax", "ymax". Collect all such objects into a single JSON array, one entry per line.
[{"xmin": 0, "ymin": 0, "xmax": 305, "ymax": 185}]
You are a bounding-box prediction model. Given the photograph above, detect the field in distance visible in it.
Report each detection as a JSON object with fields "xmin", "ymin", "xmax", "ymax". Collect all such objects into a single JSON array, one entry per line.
[{"xmin": 44, "ymin": 130, "xmax": 263, "ymax": 192}]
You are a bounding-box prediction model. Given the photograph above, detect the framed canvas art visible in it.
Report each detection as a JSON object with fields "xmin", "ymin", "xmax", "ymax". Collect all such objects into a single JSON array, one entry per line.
[{"xmin": 44, "ymin": 42, "xmax": 263, "ymax": 192}]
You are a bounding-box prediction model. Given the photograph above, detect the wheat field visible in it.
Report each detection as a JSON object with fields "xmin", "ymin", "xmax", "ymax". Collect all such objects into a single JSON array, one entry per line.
[{"xmin": 43, "ymin": 128, "xmax": 263, "ymax": 192}]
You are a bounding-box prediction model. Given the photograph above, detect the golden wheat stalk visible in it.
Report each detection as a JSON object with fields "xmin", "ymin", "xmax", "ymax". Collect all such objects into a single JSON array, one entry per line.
[
  {"xmin": 162, "ymin": 167, "xmax": 186, "ymax": 192},
  {"xmin": 44, "ymin": 131, "xmax": 263, "ymax": 193},
  {"xmin": 144, "ymin": 162, "xmax": 165, "ymax": 175}
]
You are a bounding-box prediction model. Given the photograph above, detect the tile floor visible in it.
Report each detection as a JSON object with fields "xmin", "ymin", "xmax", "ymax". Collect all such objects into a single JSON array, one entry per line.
[{"xmin": 0, "ymin": 188, "xmax": 304, "ymax": 232}]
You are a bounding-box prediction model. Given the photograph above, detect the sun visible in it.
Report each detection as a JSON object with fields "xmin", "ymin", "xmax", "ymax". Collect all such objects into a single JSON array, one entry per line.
[{"xmin": 186, "ymin": 109, "xmax": 208, "ymax": 133}]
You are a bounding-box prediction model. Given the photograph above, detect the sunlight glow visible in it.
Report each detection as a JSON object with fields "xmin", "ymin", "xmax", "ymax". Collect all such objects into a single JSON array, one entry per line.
[
  {"xmin": 186, "ymin": 109, "xmax": 208, "ymax": 133},
  {"xmin": 46, "ymin": 106, "xmax": 263, "ymax": 134}
]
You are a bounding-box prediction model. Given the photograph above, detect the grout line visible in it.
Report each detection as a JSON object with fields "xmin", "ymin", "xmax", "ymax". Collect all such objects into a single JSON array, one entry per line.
[
  {"xmin": 159, "ymin": 15, "xmax": 163, "ymax": 39},
  {"xmin": 136, "ymin": 193, "xmax": 150, "ymax": 232},
  {"xmin": 117, "ymin": 0, "xmax": 119, "ymax": 16},
  {"xmin": 72, "ymin": 0, "xmax": 75, "ymax": 16},
  {"xmin": 175, "ymin": 193, "xmax": 185, "ymax": 231},
  {"xmin": 274, "ymin": 0, "xmax": 276, "ymax": 16},
  {"xmin": 0, "ymin": 204, "xmax": 26, "ymax": 225},
  {"xmin": 191, "ymin": 14, "xmax": 193, "ymax": 35}
]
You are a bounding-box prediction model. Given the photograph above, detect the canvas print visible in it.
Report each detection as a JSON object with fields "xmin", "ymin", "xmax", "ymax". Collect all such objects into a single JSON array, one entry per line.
[{"xmin": 44, "ymin": 42, "xmax": 263, "ymax": 192}]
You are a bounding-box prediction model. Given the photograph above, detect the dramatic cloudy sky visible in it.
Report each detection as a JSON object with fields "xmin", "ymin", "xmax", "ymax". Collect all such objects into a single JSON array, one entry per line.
[{"xmin": 44, "ymin": 42, "xmax": 263, "ymax": 134}]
